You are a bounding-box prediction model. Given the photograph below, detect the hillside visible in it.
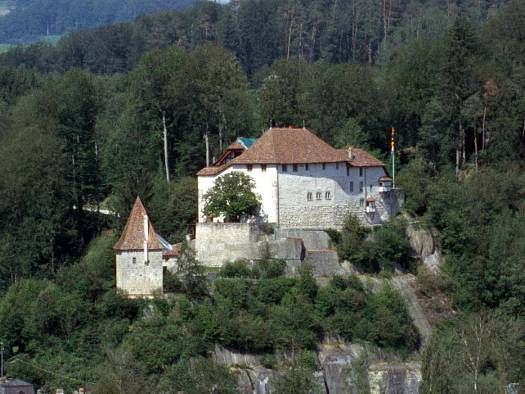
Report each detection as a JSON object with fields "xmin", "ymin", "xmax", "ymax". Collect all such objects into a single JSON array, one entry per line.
[
  {"xmin": 0, "ymin": 0, "xmax": 523, "ymax": 392},
  {"xmin": 0, "ymin": 0, "xmax": 195, "ymax": 44}
]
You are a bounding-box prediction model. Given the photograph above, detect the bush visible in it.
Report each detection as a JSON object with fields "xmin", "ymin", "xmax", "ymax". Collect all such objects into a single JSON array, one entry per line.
[
  {"xmin": 366, "ymin": 219, "xmax": 413, "ymax": 272},
  {"xmin": 253, "ymin": 258, "xmax": 287, "ymax": 279},
  {"xmin": 337, "ymin": 214, "xmax": 370, "ymax": 265},
  {"xmin": 220, "ymin": 260, "xmax": 253, "ymax": 278}
]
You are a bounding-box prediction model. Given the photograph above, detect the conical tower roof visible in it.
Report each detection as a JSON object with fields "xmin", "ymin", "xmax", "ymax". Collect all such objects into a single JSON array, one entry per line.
[{"xmin": 113, "ymin": 197, "xmax": 163, "ymax": 251}]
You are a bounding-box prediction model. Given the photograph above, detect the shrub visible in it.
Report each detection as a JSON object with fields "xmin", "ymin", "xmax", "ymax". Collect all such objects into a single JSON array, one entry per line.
[
  {"xmin": 366, "ymin": 219, "xmax": 412, "ymax": 272},
  {"xmin": 338, "ymin": 214, "xmax": 370, "ymax": 265},
  {"xmin": 253, "ymin": 258, "xmax": 287, "ymax": 279},
  {"xmin": 220, "ymin": 260, "xmax": 252, "ymax": 278},
  {"xmin": 255, "ymin": 278, "xmax": 297, "ymax": 304}
]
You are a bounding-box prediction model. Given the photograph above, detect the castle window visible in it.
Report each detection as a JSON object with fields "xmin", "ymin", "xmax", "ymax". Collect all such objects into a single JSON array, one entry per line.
[
  {"xmin": 336, "ymin": 163, "xmax": 339, "ymax": 170},
  {"xmin": 325, "ymin": 191, "xmax": 332, "ymax": 200},
  {"xmin": 322, "ymin": 163, "xmax": 326, "ymax": 170},
  {"xmin": 359, "ymin": 168, "xmax": 363, "ymax": 177},
  {"xmin": 282, "ymin": 164, "xmax": 287, "ymax": 172},
  {"xmin": 293, "ymin": 164, "xmax": 298, "ymax": 172},
  {"xmin": 261, "ymin": 164, "xmax": 267, "ymax": 172},
  {"xmin": 307, "ymin": 192, "xmax": 313, "ymax": 201},
  {"xmin": 132, "ymin": 257, "xmax": 136, "ymax": 264},
  {"xmin": 247, "ymin": 164, "xmax": 253, "ymax": 171},
  {"xmin": 346, "ymin": 165, "xmax": 350, "ymax": 176},
  {"xmin": 359, "ymin": 181, "xmax": 364, "ymax": 193},
  {"xmin": 305, "ymin": 163, "xmax": 309, "ymax": 171},
  {"xmin": 350, "ymin": 182, "xmax": 354, "ymax": 192},
  {"xmin": 316, "ymin": 192, "xmax": 322, "ymax": 200}
]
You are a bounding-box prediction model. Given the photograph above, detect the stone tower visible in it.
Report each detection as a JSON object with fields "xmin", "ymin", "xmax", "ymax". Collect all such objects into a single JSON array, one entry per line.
[{"xmin": 113, "ymin": 197, "xmax": 164, "ymax": 298}]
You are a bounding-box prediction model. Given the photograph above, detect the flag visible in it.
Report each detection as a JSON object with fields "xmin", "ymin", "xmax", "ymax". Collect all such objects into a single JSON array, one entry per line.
[{"xmin": 391, "ymin": 127, "xmax": 395, "ymax": 152}]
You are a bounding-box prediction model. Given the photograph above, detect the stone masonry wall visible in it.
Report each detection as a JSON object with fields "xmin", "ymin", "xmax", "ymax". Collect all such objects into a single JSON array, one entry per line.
[{"xmin": 116, "ymin": 250, "xmax": 163, "ymax": 297}]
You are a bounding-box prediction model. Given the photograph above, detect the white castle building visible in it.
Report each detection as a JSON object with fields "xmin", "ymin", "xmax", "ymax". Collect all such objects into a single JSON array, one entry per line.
[{"xmin": 197, "ymin": 127, "xmax": 401, "ymax": 229}]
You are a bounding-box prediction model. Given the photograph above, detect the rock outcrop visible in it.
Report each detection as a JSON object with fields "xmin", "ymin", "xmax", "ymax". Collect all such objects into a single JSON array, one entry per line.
[{"xmin": 406, "ymin": 224, "xmax": 442, "ymax": 272}]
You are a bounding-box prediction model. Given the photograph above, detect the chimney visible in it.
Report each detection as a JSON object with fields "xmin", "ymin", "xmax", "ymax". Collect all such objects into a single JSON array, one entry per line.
[
  {"xmin": 348, "ymin": 146, "xmax": 354, "ymax": 160},
  {"xmin": 144, "ymin": 213, "xmax": 149, "ymax": 263}
]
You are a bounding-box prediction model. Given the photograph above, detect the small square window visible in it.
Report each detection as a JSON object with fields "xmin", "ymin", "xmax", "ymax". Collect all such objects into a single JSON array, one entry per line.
[
  {"xmin": 307, "ymin": 192, "xmax": 313, "ymax": 201},
  {"xmin": 359, "ymin": 168, "xmax": 363, "ymax": 177},
  {"xmin": 322, "ymin": 163, "xmax": 326, "ymax": 170},
  {"xmin": 247, "ymin": 164, "xmax": 253, "ymax": 171},
  {"xmin": 293, "ymin": 164, "xmax": 298, "ymax": 172},
  {"xmin": 316, "ymin": 192, "xmax": 322, "ymax": 200},
  {"xmin": 261, "ymin": 164, "xmax": 267, "ymax": 172},
  {"xmin": 350, "ymin": 182, "xmax": 354, "ymax": 193},
  {"xmin": 282, "ymin": 164, "xmax": 287, "ymax": 172},
  {"xmin": 325, "ymin": 191, "xmax": 332, "ymax": 200},
  {"xmin": 305, "ymin": 163, "xmax": 309, "ymax": 171}
]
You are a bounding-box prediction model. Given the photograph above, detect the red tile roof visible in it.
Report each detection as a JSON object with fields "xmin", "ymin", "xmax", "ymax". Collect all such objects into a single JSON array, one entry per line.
[
  {"xmin": 197, "ymin": 127, "xmax": 384, "ymax": 176},
  {"xmin": 163, "ymin": 243, "xmax": 182, "ymax": 260},
  {"xmin": 114, "ymin": 197, "xmax": 164, "ymax": 251}
]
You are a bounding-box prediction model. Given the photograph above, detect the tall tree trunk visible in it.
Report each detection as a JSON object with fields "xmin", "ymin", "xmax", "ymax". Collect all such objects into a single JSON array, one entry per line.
[
  {"xmin": 461, "ymin": 123, "xmax": 466, "ymax": 166},
  {"xmin": 474, "ymin": 127, "xmax": 479, "ymax": 171},
  {"xmin": 205, "ymin": 121, "xmax": 210, "ymax": 167},
  {"xmin": 286, "ymin": 9, "xmax": 295, "ymax": 60},
  {"xmin": 162, "ymin": 111, "xmax": 170, "ymax": 184},
  {"xmin": 482, "ymin": 105, "xmax": 487, "ymax": 150}
]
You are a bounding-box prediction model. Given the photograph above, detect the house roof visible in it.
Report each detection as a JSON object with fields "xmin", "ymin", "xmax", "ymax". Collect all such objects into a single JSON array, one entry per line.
[
  {"xmin": 197, "ymin": 127, "xmax": 384, "ymax": 176},
  {"xmin": 113, "ymin": 197, "xmax": 164, "ymax": 251},
  {"xmin": 163, "ymin": 243, "xmax": 182, "ymax": 260}
]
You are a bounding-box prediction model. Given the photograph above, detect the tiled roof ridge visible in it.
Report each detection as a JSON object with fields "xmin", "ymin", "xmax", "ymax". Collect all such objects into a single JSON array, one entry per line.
[{"xmin": 113, "ymin": 197, "xmax": 164, "ymax": 251}]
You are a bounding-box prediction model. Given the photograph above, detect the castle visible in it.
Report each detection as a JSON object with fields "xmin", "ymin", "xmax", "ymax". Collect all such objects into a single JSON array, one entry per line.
[
  {"xmin": 115, "ymin": 127, "xmax": 403, "ymax": 296},
  {"xmin": 197, "ymin": 127, "xmax": 400, "ymax": 228}
]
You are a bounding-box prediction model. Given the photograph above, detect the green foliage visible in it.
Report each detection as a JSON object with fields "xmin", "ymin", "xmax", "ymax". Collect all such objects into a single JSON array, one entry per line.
[
  {"xmin": 203, "ymin": 172, "xmax": 261, "ymax": 222},
  {"xmin": 176, "ymin": 242, "xmax": 208, "ymax": 300}
]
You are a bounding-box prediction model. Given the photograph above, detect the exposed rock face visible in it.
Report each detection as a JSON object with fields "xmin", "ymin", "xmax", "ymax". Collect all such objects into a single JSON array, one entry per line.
[
  {"xmin": 368, "ymin": 362, "xmax": 422, "ymax": 394},
  {"xmin": 211, "ymin": 343, "xmax": 422, "ymax": 394},
  {"xmin": 406, "ymin": 224, "xmax": 441, "ymax": 272}
]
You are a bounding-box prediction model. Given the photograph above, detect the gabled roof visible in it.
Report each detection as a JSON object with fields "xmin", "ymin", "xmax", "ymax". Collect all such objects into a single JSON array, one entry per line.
[
  {"xmin": 197, "ymin": 127, "xmax": 384, "ymax": 176},
  {"xmin": 113, "ymin": 197, "xmax": 164, "ymax": 251}
]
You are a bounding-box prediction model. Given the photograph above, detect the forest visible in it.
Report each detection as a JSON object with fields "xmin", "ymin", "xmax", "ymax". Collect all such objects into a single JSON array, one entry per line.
[
  {"xmin": 0, "ymin": 0, "xmax": 524, "ymax": 392},
  {"xmin": 0, "ymin": 0, "xmax": 194, "ymax": 44}
]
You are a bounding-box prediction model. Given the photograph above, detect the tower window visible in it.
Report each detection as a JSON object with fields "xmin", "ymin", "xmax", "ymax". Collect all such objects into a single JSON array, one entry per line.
[
  {"xmin": 316, "ymin": 192, "xmax": 322, "ymax": 200},
  {"xmin": 359, "ymin": 181, "xmax": 364, "ymax": 193},
  {"xmin": 307, "ymin": 192, "xmax": 313, "ymax": 201},
  {"xmin": 350, "ymin": 182, "xmax": 354, "ymax": 192},
  {"xmin": 346, "ymin": 165, "xmax": 350, "ymax": 176},
  {"xmin": 247, "ymin": 164, "xmax": 253, "ymax": 171},
  {"xmin": 305, "ymin": 163, "xmax": 309, "ymax": 171},
  {"xmin": 132, "ymin": 257, "xmax": 136, "ymax": 264},
  {"xmin": 282, "ymin": 164, "xmax": 287, "ymax": 172},
  {"xmin": 293, "ymin": 164, "xmax": 298, "ymax": 172},
  {"xmin": 322, "ymin": 163, "xmax": 326, "ymax": 170},
  {"xmin": 336, "ymin": 163, "xmax": 339, "ymax": 170},
  {"xmin": 261, "ymin": 164, "xmax": 267, "ymax": 172},
  {"xmin": 325, "ymin": 191, "xmax": 332, "ymax": 200},
  {"xmin": 359, "ymin": 168, "xmax": 363, "ymax": 177}
]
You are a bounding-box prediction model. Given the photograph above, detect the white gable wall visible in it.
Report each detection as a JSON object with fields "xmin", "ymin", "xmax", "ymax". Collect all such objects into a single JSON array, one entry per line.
[{"xmin": 198, "ymin": 164, "xmax": 279, "ymax": 223}]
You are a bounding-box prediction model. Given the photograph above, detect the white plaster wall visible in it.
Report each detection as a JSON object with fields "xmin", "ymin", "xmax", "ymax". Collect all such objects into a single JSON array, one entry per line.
[
  {"xmin": 198, "ymin": 165, "xmax": 278, "ymax": 223},
  {"xmin": 116, "ymin": 250, "xmax": 163, "ymax": 297}
]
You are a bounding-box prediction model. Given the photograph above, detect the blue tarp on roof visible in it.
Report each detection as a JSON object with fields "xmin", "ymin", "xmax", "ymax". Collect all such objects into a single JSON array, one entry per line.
[{"xmin": 238, "ymin": 137, "xmax": 257, "ymax": 150}]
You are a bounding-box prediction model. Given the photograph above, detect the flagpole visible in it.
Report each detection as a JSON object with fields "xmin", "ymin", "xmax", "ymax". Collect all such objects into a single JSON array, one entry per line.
[{"xmin": 391, "ymin": 127, "xmax": 395, "ymax": 189}]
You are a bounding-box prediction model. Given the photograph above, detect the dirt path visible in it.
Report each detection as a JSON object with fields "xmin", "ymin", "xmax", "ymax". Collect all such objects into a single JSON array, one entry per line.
[{"xmin": 389, "ymin": 275, "xmax": 432, "ymax": 345}]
